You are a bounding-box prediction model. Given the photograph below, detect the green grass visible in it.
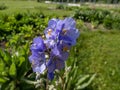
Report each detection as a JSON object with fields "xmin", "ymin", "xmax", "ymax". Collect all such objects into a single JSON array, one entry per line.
[
  {"xmin": 0, "ymin": 0, "xmax": 72, "ymax": 16},
  {"xmin": 72, "ymin": 30, "xmax": 120, "ymax": 90}
]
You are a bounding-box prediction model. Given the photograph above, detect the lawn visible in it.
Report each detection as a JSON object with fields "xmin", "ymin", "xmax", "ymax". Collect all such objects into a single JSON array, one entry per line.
[
  {"xmin": 76, "ymin": 31, "xmax": 120, "ymax": 90},
  {"xmin": 0, "ymin": 0, "xmax": 72, "ymax": 16}
]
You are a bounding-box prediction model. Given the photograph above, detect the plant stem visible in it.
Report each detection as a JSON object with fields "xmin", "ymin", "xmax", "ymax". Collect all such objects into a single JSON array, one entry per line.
[{"xmin": 21, "ymin": 78, "xmax": 38, "ymax": 85}]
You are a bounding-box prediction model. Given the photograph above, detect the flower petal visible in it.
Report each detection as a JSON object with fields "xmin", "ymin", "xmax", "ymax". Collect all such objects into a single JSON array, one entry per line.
[
  {"xmin": 55, "ymin": 59, "xmax": 65, "ymax": 70},
  {"xmin": 47, "ymin": 59, "xmax": 55, "ymax": 73},
  {"xmin": 33, "ymin": 63, "xmax": 46, "ymax": 73},
  {"xmin": 48, "ymin": 19, "xmax": 59, "ymax": 28},
  {"xmin": 47, "ymin": 72, "xmax": 54, "ymax": 80}
]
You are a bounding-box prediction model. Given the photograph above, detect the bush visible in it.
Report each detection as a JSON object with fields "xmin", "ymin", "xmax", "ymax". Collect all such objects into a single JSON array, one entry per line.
[
  {"xmin": 103, "ymin": 13, "xmax": 120, "ymax": 30},
  {"xmin": 73, "ymin": 8, "xmax": 110, "ymax": 23},
  {"xmin": 73, "ymin": 8, "xmax": 120, "ymax": 30},
  {"xmin": 56, "ymin": 4, "xmax": 66, "ymax": 10}
]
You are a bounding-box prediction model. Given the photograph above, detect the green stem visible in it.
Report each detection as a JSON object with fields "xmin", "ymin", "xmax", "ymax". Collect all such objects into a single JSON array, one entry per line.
[
  {"xmin": 59, "ymin": 74, "xmax": 65, "ymax": 90},
  {"xmin": 21, "ymin": 78, "xmax": 38, "ymax": 85}
]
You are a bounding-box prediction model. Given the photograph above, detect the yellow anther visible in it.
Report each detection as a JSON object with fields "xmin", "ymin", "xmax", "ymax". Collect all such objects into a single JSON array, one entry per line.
[
  {"xmin": 63, "ymin": 46, "xmax": 69, "ymax": 52},
  {"xmin": 62, "ymin": 29, "xmax": 67, "ymax": 35},
  {"xmin": 47, "ymin": 29, "xmax": 52, "ymax": 35}
]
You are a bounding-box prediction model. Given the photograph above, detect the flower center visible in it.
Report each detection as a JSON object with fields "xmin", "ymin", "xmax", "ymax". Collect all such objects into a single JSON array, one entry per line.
[
  {"xmin": 62, "ymin": 29, "xmax": 67, "ymax": 35},
  {"xmin": 47, "ymin": 29, "xmax": 52, "ymax": 35},
  {"xmin": 63, "ymin": 46, "xmax": 69, "ymax": 52},
  {"xmin": 53, "ymin": 56, "xmax": 58, "ymax": 61}
]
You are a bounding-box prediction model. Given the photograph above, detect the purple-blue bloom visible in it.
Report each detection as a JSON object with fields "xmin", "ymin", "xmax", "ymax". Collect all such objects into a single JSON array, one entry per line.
[
  {"xmin": 30, "ymin": 37, "xmax": 46, "ymax": 51},
  {"xmin": 44, "ymin": 17, "xmax": 79, "ymax": 48},
  {"xmin": 29, "ymin": 17, "xmax": 79, "ymax": 80},
  {"xmin": 29, "ymin": 37, "xmax": 46, "ymax": 73},
  {"xmin": 29, "ymin": 52, "xmax": 46, "ymax": 73},
  {"xmin": 58, "ymin": 17, "xmax": 80, "ymax": 46},
  {"xmin": 44, "ymin": 19, "xmax": 59, "ymax": 40},
  {"xmin": 47, "ymin": 72, "xmax": 54, "ymax": 80},
  {"xmin": 47, "ymin": 44, "xmax": 69, "ymax": 80}
]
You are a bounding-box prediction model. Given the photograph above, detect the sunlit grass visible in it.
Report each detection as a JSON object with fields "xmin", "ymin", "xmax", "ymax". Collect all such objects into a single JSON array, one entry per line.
[
  {"xmin": 0, "ymin": 0, "xmax": 72, "ymax": 16},
  {"xmin": 72, "ymin": 30, "xmax": 120, "ymax": 90}
]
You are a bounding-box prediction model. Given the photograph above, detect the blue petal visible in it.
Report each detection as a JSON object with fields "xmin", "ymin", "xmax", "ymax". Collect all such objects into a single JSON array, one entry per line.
[
  {"xmin": 59, "ymin": 28, "xmax": 80, "ymax": 46},
  {"xmin": 29, "ymin": 55, "xmax": 45, "ymax": 66},
  {"xmin": 47, "ymin": 59, "xmax": 56, "ymax": 73},
  {"xmin": 47, "ymin": 72, "xmax": 54, "ymax": 80},
  {"xmin": 63, "ymin": 17, "xmax": 76, "ymax": 29},
  {"xmin": 59, "ymin": 52, "xmax": 69, "ymax": 61},
  {"xmin": 33, "ymin": 37, "xmax": 43, "ymax": 44},
  {"xmin": 66, "ymin": 28, "xmax": 80, "ymax": 40},
  {"xmin": 52, "ymin": 45, "xmax": 60, "ymax": 56},
  {"xmin": 44, "ymin": 39, "xmax": 56, "ymax": 49},
  {"xmin": 33, "ymin": 64, "xmax": 46, "ymax": 73},
  {"xmin": 30, "ymin": 37, "xmax": 45, "ymax": 51},
  {"xmin": 55, "ymin": 59, "xmax": 65, "ymax": 70},
  {"xmin": 48, "ymin": 19, "xmax": 59, "ymax": 28},
  {"xmin": 56, "ymin": 20, "xmax": 64, "ymax": 32},
  {"xmin": 44, "ymin": 27, "xmax": 58, "ymax": 40}
]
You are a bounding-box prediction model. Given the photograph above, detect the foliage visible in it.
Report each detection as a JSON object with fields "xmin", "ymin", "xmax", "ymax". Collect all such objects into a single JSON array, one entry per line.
[
  {"xmin": 0, "ymin": 44, "xmax": 37, "ymax": 90},
  {"xmin": 73, "ymin": 8, "xmax": 110, "ymax": 23},
  {"xmin": 103, "ymin": 13, "xmax": 120, "ymax": 30},
  {"xmin": 73, "ymin": 7, "xmax": 120, "ymax": 30},
  {"xmin": 56, "ymin": 4, "xmax": 66, "ymax": 10}
]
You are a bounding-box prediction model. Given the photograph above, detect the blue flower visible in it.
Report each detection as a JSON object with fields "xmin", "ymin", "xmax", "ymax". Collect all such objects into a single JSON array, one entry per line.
[
  {"xmin": 47, "ymin": 44, "xmax": 69, "ymax": 80},
  {"xmin": 47, "ymin": 72, "xmax": 54, "ymax": 80},
  {"xmin": 29, "ymin": 17, "xmax": 80, "ymax": 80},
  {"xmin": 44, "ymin": 17, "xmax": 80, "ymax": 47},
  {"xmin": 30, "ymin": 37, "xmax": 46, "ymax": 51},
  {"xmin": 58, "ymin": 17, "xmax": 80, "ymax": 46},
  {"xmin": 44, "ymin": 19, "xmax": 59, "ymax": 40},
  {"xmin": 29, "ymin": 37, "xmax": 46, "ymax": 73},
  {"xmin": 29, "ymin": 52, "xmax": 46, "ymax": 73}
]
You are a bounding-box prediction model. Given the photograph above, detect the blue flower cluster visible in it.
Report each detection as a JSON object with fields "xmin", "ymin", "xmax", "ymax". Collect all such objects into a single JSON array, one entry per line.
[{"xmin": 29, "ymin": 17, "xmax": 80, "ymax": 80}]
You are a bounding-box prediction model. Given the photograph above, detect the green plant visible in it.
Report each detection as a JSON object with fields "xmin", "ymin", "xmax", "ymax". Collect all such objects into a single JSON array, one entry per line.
[
  {"xmin": 56, "ymin": 4, "xmax": 66, "ymax": 10},
  {"xmin": 103, "ymin": 13, "xmax": 120, "ymax": 30},
  {"xmin": 0, "ymin": 44, "xmax": 36, "ymax": 90}
]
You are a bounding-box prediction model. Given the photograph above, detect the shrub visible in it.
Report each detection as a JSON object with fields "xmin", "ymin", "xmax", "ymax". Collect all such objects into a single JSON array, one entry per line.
[
  {"xmin": 103, "ymin": 15, "xmax": 113, "ymax": 29},
  {"xmin": 56, "ymin": 4, "xmax": 66, "ymax": 10},
  {"xmin": 73, "ymin": 8, "xmax": 110, "ymax": 23},
  {"xmin": 103, "ymin": 13, "xmax": 120, "ymax": 30}
]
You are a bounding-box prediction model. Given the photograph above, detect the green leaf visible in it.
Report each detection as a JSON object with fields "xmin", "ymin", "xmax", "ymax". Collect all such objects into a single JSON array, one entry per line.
[
  {"xmin": 4, "ymin": 51, "xmax": 11, "ymax": 65},
  {"xmin": 0, "ymin": 59, "xmax": 5, "ymax": 72},
  {"xmin": 0, "ymin": 49, "xmax": 11, "ymax": 66},
  {"xmin": 76, "ymin": 75, "xmax": 90, "ymax": 86},
  {"xmin": 0, "ymin": 59, "xmax": 8, "ymax": 77},
  {"xmin": 66, "ymin": 77, "xmax": 72, "ymax": 90},
  {"xmin": 18, "ymin": 57, "xmax": 25, "ymax": 67},
  {"xmin": 9, "ymin": 62, "xmax": 17, "ymax": 78},
  {"xmin": 0, "ymin": 77, "xmax": 9, "ymax": 84},
  {"xmin": 1, "ymin": 81, "xmax": 15, "ymax": 90},
  {"xmin": 76, "ymin": 74, "xmax": 96, "ymax": 90}
]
